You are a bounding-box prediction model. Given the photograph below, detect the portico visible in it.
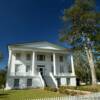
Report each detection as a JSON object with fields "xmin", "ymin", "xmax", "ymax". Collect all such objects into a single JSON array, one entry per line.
[{"xmin": 6, "ymin": 41, "xmax": 76, "ymax": 90}]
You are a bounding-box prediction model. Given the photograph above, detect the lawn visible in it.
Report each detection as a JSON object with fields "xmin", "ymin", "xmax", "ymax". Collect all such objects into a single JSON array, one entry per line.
[{"xmin": 0, "ymin": 89, "xmax": 64, "ymax": 100}]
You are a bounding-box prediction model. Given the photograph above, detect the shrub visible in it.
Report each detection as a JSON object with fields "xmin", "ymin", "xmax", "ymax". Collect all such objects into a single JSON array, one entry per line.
[
  {"xmin": 77, "ymin": 85, "xmax": 99, "ymax": 92},
  {"xmin": 44, "ymin": 87, "xmax": 57, "ymax": 92}
]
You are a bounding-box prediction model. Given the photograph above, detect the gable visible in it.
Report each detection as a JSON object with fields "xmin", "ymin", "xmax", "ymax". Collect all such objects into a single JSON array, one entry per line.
[{"xmin": 10, "ymin": 42, "xmax": 66, "ymax": 50}]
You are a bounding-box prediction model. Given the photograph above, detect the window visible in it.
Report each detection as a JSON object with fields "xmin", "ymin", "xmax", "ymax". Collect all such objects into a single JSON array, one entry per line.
[
  {"xmin": 26, "ymin": 65, "xmax": 31, "ymax": 72},
  {"xmin": 59, "ymin": 56, "xmax": 63, "ymax": 62},
  {"xmin": 37, "ymin": 55, "xmax": 45, "ymax": 61},
  {"xmin": 66, "ymin": 78, "xmax": 70, "ymax": 85},
  {"xmin": 15, "ymin": 64, "xmax": 20, "ymax": 73},
  {"xmin": 26, "ymin": 54, "xmax": 31, "ymax": 60},
  {"xmin": 16, "ymin": 53, "xmax": 21, "ymax": 60},
  {"xmin": 60, "ymin": 65, "xmax": 64, "ymax": 73},
  {"xmin": 51, "ymin": 55, "xmax": 53, "ymax": 61},
  {"xmin": 27, "ymin": 79, "xmax": 32, "ymax": 87},
  {"xmin": 14, "ymin": 79, "xmax": 19, "ymax": 88}
]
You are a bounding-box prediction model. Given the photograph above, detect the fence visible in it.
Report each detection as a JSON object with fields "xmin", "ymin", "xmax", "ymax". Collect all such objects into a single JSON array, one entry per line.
[{"xmin": 25, "ymin": 93, "xmax": 100, "ymax": 100}]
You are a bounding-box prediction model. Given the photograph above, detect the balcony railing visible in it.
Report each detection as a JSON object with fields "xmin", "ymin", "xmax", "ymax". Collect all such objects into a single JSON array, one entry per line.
[{"xmin": 10, "ymin": 72, "xmax": 33, "ymax": 76}]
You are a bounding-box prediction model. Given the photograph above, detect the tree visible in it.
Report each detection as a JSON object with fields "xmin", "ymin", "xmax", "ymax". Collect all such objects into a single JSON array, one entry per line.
[
  {"xmin": 60, "ymin": 0, "xmax": 100, "ymax": 85},
  {"xmin": 0, "ymin": 67, "xmax": 7, "ymax": 88},
  {"xmin": 73, "ymin": 50, "xmax": 91, "ymax": 84}
]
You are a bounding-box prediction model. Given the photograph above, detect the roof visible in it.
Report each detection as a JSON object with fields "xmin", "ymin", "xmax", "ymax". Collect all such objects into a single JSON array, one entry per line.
[{"xmin": 8, "ymin": 41, "xmax": 67, "ymax": 51}]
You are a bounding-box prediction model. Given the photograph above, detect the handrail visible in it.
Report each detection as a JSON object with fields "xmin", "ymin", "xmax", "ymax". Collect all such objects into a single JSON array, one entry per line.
[
  {"xmin": 49, "ymin": 72, "xmax": 58, "ymax": 88},
  {"xmin": 38, "ymin": 72, "xmax": 45, "ymax": 88}
]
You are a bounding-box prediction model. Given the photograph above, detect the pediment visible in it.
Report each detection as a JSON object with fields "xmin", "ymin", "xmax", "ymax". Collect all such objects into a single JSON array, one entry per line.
[{"xmin": 12, "ymin": 42, "xmax": 66, "ymax": 50}]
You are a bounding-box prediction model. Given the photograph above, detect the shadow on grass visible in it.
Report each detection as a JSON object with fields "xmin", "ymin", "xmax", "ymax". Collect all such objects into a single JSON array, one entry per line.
[{"xmin": 0, "ymin": 93, "xmax": 9, "ymax": 98}]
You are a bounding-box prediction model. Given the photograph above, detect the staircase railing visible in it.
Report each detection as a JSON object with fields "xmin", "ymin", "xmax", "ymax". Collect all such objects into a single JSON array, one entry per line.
[
  {"xmin": 38, "ymin": 72, "xmax": 45, "ymax": 88},
  {"xmin": 49, "ymin": 72, "xmax": 58, "ymax": 88}
]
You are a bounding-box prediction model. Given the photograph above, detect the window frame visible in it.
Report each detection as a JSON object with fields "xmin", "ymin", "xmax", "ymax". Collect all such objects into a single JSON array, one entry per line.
[
  {"xmin": 26, "ymin": 54, "xmax": 31, "ymax": 61},
  {"xmin": 26, "ymin": 65, "xmax": 31, "ymax": 72},
  {"xmin": 27, "ymin": 79, "xmax": 32, "ymax": 87},
  {"xmin": 37, "ymin": 55, "xmax": 45, "ymax": 61},
  {"xmin": 59, "ymin": 56, "xmax": 63, "ymax": 62}
]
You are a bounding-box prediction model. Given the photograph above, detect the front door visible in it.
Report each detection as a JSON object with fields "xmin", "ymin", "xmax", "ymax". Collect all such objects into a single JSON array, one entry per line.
[{"xmin": 37, "ymin": 65, "xmax": 45, "ymax": 76}]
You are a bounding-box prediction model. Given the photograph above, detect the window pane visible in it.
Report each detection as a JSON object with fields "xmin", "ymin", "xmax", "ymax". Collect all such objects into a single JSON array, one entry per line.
[
  {"xmin": 37, "ymin": 55, "xmax": 45, "ymax": 61},
  {"xmin": 27, "ymin": 79, "xmax": 32, "ymax": 87},
  {"xmin": 14, "ymin": 79, "xmax": 19, "ymax": 88},
  {"xmin": 59, "ymin": 56, "xmax": 63, "ymax": 62},
  {"xmin": 26, "ymin": 54, "xmax": 31, "ymax": 60},
  {"xmin": 51, "ymin": 55, "xmax": 53, "ymax": 61},
  {"xmin": 26, "ymin": 65, "xmax": 31, "ymax": 72},
  {"xmin": 15, "ymin": 64, "xmax": 20, "ymax": 73},
  {"xmin": 67, "ymin": 78, "xmax": 70, "ymax": 85}
]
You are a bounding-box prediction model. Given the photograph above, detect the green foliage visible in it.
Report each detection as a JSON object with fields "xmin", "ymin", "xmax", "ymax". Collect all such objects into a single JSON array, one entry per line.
[
  {"xmin": 0, "ymin": 68, "xmax": 7, "ymax": 88},
  {"xmin": 60, "ymin": 0, "xmax": 100, "ymax": 50},
  {"xmin": 59, "ymin": 85, "xmax": 100, "ymax": 93},
  {"xmin": 44, "ymin": 87, "xmax": 57, "ymax": 92},
  {"xmin": 73, "ymin": 50, "xmax": 91, "ymax": 83}
]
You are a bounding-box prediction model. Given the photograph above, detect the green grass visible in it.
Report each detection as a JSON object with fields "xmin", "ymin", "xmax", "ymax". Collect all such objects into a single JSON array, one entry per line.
[{"xmin": 0, "ymin": 89, "xmax": 64, "ymax": 100}]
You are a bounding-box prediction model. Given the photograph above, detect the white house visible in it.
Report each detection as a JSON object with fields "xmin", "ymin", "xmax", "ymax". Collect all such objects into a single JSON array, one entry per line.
[{"xmin": 5, "ymin": 41, "xmax": 76, "ymax": 90}]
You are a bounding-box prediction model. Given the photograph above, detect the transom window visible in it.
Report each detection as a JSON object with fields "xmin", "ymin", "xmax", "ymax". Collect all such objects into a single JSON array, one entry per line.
[
  {"xmin": 16, "ymin": 53, "xmax": 21, "ymax": 60},
  {"xmin": 59, "ymin": 56, "xmax": 63, "ymax": 62},
  {"xmin": 26, "ymin": 54, "xmax": 31, "ymax": 60},
  {"xmin": 37, "ymin": 55, "xmax": 45, "ymax": 61}
]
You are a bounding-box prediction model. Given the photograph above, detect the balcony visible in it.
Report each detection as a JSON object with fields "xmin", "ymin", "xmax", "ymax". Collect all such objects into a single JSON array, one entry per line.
[{"xmin": 10, "ymin": 72, "xmax": 33, "ymax": 77}]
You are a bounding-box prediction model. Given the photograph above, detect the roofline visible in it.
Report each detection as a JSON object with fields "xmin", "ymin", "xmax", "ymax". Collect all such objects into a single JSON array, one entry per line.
[{"xmin": 8, "ymin": 41, "xmax": 67, "ymax": 50}]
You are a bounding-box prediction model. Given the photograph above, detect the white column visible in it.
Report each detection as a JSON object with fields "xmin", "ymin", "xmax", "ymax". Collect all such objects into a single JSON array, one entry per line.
[
  {"xmin": 71, "ymin": 54, "xmax": 75, "ymax": 75},
  {"xmin": 53, "ymin": 53, "xmax": 56, "ymax": 76},
  {"xmin": 5, "ymin": 49, "xmax": 12, "ymax": 90},
  {"xmin": 32, "ymin": 52, "xmax": 35, "ymax": 76}
]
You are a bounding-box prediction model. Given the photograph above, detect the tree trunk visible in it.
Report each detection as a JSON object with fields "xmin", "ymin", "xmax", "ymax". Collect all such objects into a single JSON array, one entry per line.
[{"xmin": 85, "ymin": 46, "xmax": 97, "ymax": 85}]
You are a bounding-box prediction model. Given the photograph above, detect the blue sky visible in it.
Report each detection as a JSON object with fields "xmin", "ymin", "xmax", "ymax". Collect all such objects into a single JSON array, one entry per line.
[{"xmin": 0, "ymin": 0, "xmax": 100, "ymax": 69}]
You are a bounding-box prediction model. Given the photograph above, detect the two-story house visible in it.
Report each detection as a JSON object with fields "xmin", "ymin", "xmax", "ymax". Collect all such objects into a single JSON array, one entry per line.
[{"xmin": 5, "ymin": 42, "xmax": 76, "ymax": 90}]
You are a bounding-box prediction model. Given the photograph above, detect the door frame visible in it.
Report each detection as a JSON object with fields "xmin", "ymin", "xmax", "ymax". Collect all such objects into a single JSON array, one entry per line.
[{"xmin": 37, "ymin": 65, "xmax": 45, "ymax": 76}]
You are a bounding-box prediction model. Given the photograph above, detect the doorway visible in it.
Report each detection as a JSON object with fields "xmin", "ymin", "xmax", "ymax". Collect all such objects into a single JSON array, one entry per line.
[{"xmin": 37, "ymin": 65, "xmax": 45, "ymax": 76}]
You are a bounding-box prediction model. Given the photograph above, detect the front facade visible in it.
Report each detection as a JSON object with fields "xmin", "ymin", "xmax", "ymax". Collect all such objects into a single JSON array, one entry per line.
[{"xmin": 5, "ymin": 42, "xmax": 76, "ymax": 90}]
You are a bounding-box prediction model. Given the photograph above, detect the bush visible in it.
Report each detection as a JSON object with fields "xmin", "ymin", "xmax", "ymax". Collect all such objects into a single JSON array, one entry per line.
[
  {"xmin": 77, "ymin": 85, "xmax": 99, "ymax": 92},
  {"xmin": 59, "ymin": 86, "xmax": 79, "ymax": 96},
  {"xmin": 44, "ymin": 87, "xmax": 57, "ymax": 92}
]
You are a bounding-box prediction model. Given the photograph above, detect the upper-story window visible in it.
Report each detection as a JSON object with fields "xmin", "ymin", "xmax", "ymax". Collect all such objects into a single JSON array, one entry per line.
[
  {"xmin": 26, "ymin": 54, "xmax": 31, "ymax": 60},
  {"xmin": 26, "ymin": 65, "xmax": 31, "ymax": 72},
  {"xmin": 37, "ymin": 55, "xmax": 45, "ymax": 61},
  {"xmin": 16, "ymin": 53, "xmax": 21, "ymax": 60},
  {"xmin": 59, "ymin": 56, "xmax": 63, "ymax": 62},
  {"xmin": 51, "ymin": 55, "xmax": 53, "ymax": 61},
  {"xmin": 15, "ymin": 64, "xmax": 20, "ymax": 73}
]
